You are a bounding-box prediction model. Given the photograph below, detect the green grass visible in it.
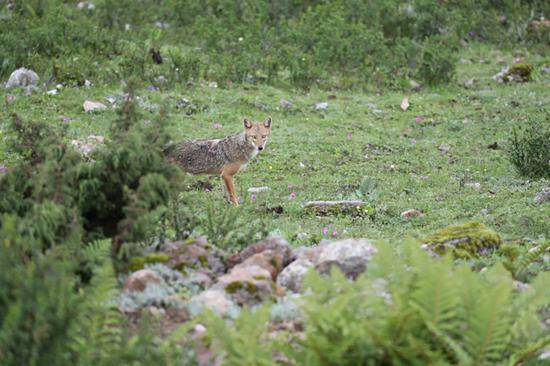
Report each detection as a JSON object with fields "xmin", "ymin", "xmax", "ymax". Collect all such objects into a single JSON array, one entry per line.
[{"xmin": 1, "ymin": 44, "xmax": 549, "ymax": 247}]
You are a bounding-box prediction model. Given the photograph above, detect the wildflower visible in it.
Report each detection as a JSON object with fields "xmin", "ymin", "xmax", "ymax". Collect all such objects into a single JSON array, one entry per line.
[
  {"xmin": 322, "ymin": 227, "xmax": 329, "ymax": 236},
  {"xmin": 411, "ymin": 139, "xmax": 417, "ymax": 145},
  {"xmin": 332, "ymin": 230, "xmax": 338, "ymax": 238},
  {"xmin": 0, "ymin": 165, "xmax": 7, "ymax": 174},
  {"xmin": 212, "ymin": 123, "xmax": 222, "ymax": 129},
  {"xmin": 415, "ymin": 115, "xmax": 423, "ymax": 122},
  {"xmin": 289, "ymin": 192, "xmax": 296, "ymax": 200},
  {"xmin": 347, "ymin": 132, "xmax": 353, "ymax": 140},
  {"xmin": 250, "ymin": 194, "xmax": 257, "ymax": 202}
]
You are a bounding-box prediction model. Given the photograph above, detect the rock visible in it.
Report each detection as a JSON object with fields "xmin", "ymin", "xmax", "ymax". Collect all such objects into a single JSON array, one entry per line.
[
  {"xmin": 70, "ymin": 135, "xmax": 105, "ymax": 159},
  {"xmin": 269, "ymin": 294, "xmax": 304, "ymax": 322},
  {"xmin": 534, "ymin": 188, "xmax": 550, "ymax": 204},
  {"xmin": 314, "ymin": 102, "xmax": 328, "ymax": 111},
  {"xmin": 401, "ymin": 209, "xmax": 423, "ymax": 218},
  {"xmin": 235, "ymin": 249, "xmax": 286, "ymax": 280},
  {"xmin": 5, "ymin": 68, "xmax": 39, "ymax": 89},
  {"xmin": 315, "ymin": 238, "xmax": 377, "ymax": 279},
  {"xmin": 277, "ymin": 239, "xmax": 377, "ymax": 292},
  {"xmin": 24, "ymin": 85, "xmax": 40, "ymax": 96},
  {"xmin": 459, "ymin": 58, "xmax": 472, "ymax": 65},
  {"xmin": 492, "ymin": 66, "xmax": 510, "ymax": 83},
  {"xmin": 276, "ymin": 258, "xmax": 315, "ymax": 293},
  {"xmin": 280, "ymin": 99, "xmax": 293, "ymax": 109},
  {"xmin": 304, "ymin": 200, "xmax": 369, "ymax": 215},
  {"xmin": 464, "ymin": 78, "xmax": 475, "ymax": 88},
  {"xmin": 541, "ymin": 66, "xmax": 550, "ymax": 75},
  {"xmin": 70, "ymin": 135, "xmax": 105, "ymax": 158},
  {"xmin": 84, "ymin": 79, "xmax": 92, "ymax": 87},
  {"xmin": 409, "ymin": 80, "xmax": 421, "ymax": 91},
  {"xmin": 83, "ymin": 100, "xmax": 107, "ymax": 112},
  {"xmin": 423, "ymin": 222, "xmax": 502, "ymax": 258},
  {"xmin": 227, "ymin": 236, "xmax": 294, "ymax": 269},
  {"xmin": 438, "ymin": 143, "xmax": 451, "ymax": 155},
  {"xmin": 493, "ymin": 64, "xmax": 533, "ymax": 83},
  {"xmin": 217, "ymin": 265, "xmax": 276, "ymax": 306},
  {"xmin": 400, "ymin": 96, "xmax": 410, "ymax": 111},
  {"xmin": 165, "ymin": 238, "xmax": 226, "ymax": 276},
  {"xmin": 46, "ymin": 89, "xmax": 58, "ymax": 95},
  {"xmin": 186, "ymin": 289, "xmax": 239, "ymax": 318},
  {"xmin": 465, "ymin": 182, "xmax": 481, "ymax": 190},
  {"xmin": 124, "ymin": 269, "xmax": 163, "ymax": 292},
  {"xmin": 77, "ymin": 1, "xmax": 95, "ymax": 10},
  {"xmin": 248, "ymin": 186, "xmax": 270, "ymax": 193}
]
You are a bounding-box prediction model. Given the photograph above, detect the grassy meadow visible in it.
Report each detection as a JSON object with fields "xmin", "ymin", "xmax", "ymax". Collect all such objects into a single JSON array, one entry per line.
[{"xmin": 2, "ymin": 46, "xmax": 548, "ymax": 246}]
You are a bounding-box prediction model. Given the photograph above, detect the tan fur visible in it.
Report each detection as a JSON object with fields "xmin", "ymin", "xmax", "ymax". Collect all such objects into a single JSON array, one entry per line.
[{"xmin": 165, "ymin": 117, "xmax": 272, "ymax": 205}]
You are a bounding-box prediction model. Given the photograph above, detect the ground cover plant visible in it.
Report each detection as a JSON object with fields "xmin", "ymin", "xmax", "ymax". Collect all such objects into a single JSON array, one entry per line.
[{"xmin": 0, "ymin": 1, "xmax": 549, "ymax": 365}]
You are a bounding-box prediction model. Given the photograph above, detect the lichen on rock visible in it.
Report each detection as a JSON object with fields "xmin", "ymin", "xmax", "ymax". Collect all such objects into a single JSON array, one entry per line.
[
  {"xmin": 423, "ymin": 222, "xmax": 502, "ymax": 258},
  {"xmin": 128, "ymin": 252, "xmax": 171, "ymax": 271}
]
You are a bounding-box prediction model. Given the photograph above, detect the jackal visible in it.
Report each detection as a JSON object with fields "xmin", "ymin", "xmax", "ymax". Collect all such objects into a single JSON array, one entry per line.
[{"xmin": 165, "ymin": 117, "xmax": 272, "ymax": 205}]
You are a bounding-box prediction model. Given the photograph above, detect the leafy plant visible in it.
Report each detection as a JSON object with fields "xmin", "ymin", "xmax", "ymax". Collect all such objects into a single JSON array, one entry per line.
[{"xmin": 507, "ymin": 118, "xmax": 550, "ymax": 179}]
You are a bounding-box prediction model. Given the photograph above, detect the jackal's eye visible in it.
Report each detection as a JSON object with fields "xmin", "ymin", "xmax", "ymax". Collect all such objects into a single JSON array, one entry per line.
[{"xmin": 261, "ymin": 135, "xmax": 267, "ymax": 138}]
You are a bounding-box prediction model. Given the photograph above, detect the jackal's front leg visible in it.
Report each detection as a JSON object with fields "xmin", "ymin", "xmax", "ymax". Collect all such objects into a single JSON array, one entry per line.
[{"xmin": 221, "ymin": 173, "xmax": 239, "ymax": 205}]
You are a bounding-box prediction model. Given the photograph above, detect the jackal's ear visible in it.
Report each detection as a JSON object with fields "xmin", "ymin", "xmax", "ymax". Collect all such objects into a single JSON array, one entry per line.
[
  {"xmin": 264, "ymin": 117, "xmax": 272, "ymax": 128},
  {"xmin": 244, "ymin": 118, "xmax": 252, "ymax": 129}
]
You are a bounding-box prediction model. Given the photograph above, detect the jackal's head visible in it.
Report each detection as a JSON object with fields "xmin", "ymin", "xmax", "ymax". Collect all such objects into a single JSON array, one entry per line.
[{"xmin": 244, "ymin": 117, "xmax": 272, "ymax": 151}]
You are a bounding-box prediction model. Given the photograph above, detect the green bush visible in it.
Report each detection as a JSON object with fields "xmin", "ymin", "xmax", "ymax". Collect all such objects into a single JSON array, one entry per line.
[
  {"xmin": 0, "ymin": 83, "xmax": 183, "ymax": 257},
  {"xmin": 507, "ymin": 118, "xmax": 550, "ymax": 179},
  {"xmin": 205, "ymin": 241, "xmax": 550, "ymax": 365},
  {"xmin": 1, "ymin": 0, "xmax": 546, "ymax": 89}
]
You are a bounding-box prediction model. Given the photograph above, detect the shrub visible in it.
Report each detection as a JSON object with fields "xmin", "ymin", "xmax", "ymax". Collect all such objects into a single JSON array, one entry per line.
[
  {"xmin": 0, "ymin": 83, "xmax": 183, "ymax": 257},
  {"xmin": 507, "ymin": 118, "xmax": 550, "ymax": 179}
]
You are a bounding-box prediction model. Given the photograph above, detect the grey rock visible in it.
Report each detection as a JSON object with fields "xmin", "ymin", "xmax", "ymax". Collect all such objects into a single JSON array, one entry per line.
[
  {"xmin": 280, "ymin": 99, "xmax": 293, "ymax": 109},
  {"xmin": 276, "ymin": 257, "xmax": 314, "ymax": 293},
  {"xmin": 83, "ymin": 100, "xmax": 107, "ymax": 113},
  {"xmin": 227, "ymin": 236, "xmax": 294, "ymax": 269},
  {"xmin": 186, "ymin": 289, "xmax": 240, "ymax": 318},
  {"xmin": 534, "ymin": 187, "xmax": 550, "ymax": 204},
  {"xmin": 5, "ymin": 68, "xmax": 39, "ymax": 89},
  {"xmin": 315, "ymin": 238, "xmax": 377, "ymax": 279},
  {"xmin": 314, "ymin": 102, "xmax": 328, "ymax": 111},
  {"xmin": 269, "ymin": 294, "xmax": 304, "ymax": 322},
  {"xmin": 70, "ymin": 135, "xmax": 105, "ymax": 159},
  {"xmin": 217, "ymin": 264, "xmax": 276, "ymax": 306},
  {"xmin": 247, "ymin": 186, "xmax": 270, "ymax": 193}
]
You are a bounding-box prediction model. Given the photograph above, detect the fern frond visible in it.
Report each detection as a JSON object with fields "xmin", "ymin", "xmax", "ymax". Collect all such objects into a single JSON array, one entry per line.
[
  {"xmin": 513, "ymin": 241, "xmax": 549, "ymax": 279},
  {"xmin": 465, "ymin": 265, "xmax": 513, "ymax": 365},
  {"xmin": 507, "ymin": 334, "xmax": 550, "ymax": 366},
  {"xmin": 425, "ymin": 320, "xmax": 472, "ymax": 365}
]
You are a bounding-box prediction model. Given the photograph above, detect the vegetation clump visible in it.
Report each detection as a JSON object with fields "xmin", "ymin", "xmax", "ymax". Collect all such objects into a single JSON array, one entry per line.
[
  {"xmin": 507, "ymin": 118, "xmax": 550, "ymax": 179},
  {"xmin": 128, "ymin": 253, "xmax": 171, "ymax": 271},
  {"xmin": 423, "ymin": 222, "xmax": 503, "ymax": 258}
]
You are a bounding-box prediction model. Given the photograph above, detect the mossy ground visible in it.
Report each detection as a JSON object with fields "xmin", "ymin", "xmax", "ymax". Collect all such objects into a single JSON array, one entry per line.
[{"xmin": 1, "ymin": 44, "xmax": 548, "ymax": 250}]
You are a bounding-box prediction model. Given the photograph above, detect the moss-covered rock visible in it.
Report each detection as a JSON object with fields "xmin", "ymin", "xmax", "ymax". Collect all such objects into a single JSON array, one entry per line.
[
  {"xmin": 423, "ymin": 222, "xmax": 502, "ymax": 258},
  {"xmin": 504, "ymin": 64, "xmax": 533, "ymax": 82},
  {"xmin": 128, "ymin": 253, "xmax": 171, "ymax": 271}
]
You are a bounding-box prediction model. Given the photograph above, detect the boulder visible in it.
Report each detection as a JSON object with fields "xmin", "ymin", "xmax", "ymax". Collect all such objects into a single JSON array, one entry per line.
[
  {"xmin": 5, "ymin": 68, "xmax": 39, "ymax": 89},
  {"xmin": 236, "ymin": 249, "xmax": 286, "ymax": 280},
  {"xmin": 227, "ymin": 236, "xmax": 294, "ymax": 269},
  {"xmin": 315, "ymin": 238, "xmax": 377, "ymax": 279},
  {"xmin": 186, "ymin": 289, "xmax": 240, "ymax": 318},
  {"xmin": 124, "ymin": 269, "xmax": 163, "ymax": 292},
  {"xmin": 276, "ymin": 258, "xmax": 314, "ymax": 293},
  {"xmin": 217, "ymin": 264, "xmax": 276, "ymax": 306},
  {"xmin": 277, "ymin": 238, "xmax": 377, "ymax": 292}
]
